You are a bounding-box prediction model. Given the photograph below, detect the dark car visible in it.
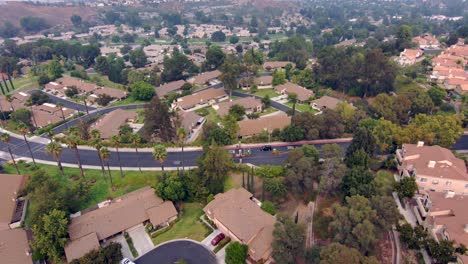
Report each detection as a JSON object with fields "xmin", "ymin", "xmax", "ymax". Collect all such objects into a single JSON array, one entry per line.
[
  {"xmin": 260, "ymin": 145, "xmax": 273, "ymax": 151},
  {"xmin": 211, "ymin": 233, "xmax": 226, "ymax": 246}
]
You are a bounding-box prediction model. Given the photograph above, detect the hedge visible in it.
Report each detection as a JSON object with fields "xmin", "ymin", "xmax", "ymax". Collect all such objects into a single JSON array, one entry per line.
[{"xmin": 213, "ymin": 237, "xmax": 231, "ymax": 253}]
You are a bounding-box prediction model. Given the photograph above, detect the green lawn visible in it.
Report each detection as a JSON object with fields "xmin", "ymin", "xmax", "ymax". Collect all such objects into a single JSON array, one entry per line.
[
  {"xmin": 111, "ymin": 96, "xmax": 146, "ymax": 106},
  {"xmin": 375, "ymin": 170, "xmax": 395, "ymax": 196},
  {"xmin": 252, "ymin": 89, "xmax": 278, "ymax": 98},
  {"xmin": 89, "ymin": 73, "xmax": 126, "ymax": 90},
  {"xmin": 152, "ymin": 203, "xmax": 209, "ymax": 245},
  {"xmin": 286, "ymin": 102, "xmax": 317, "ymax": 113},
  {"xmin": 3, "ymin": 162, "xmax": 160, "ymax": 212},
  {"xmin": 9, "ymin": 75, "xmax": 38, "ymax": 94},
  {"xmin": 260, "ymin": 107, "xmax": 278, "ymax": 116},
  {"xmin": 195, "ymin": 106, "xmax": 221, "ymax": 123}
]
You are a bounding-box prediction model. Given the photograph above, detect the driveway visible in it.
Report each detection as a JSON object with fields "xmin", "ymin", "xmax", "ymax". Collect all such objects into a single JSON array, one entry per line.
[
  {"xmin": 136, "ymin": 240, "xmax": 217, "ymax": 264},
  {"xmin": 107, "ymin": 234, "xmax": 133, "ymax": 260},
  {"xmin": 201, "ymin": 229, "xmax": 223, "ymax": 251},
  {"xmin": 127, "ymin": 224, "xmax": 154, "ymax": 256}
]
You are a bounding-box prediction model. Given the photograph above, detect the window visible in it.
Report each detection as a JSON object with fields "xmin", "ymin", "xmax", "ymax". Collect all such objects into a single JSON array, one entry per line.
[
  {"xmin": 446, "ymin": 181, "xmax": 452, "ymax": 186},
  {"xmin": 432, "ymin": 180, "xmax": 439, "ymax": 185},
  {"xmin": 420, "ymin": 178, "xmax": 428, "ymax": 182}
]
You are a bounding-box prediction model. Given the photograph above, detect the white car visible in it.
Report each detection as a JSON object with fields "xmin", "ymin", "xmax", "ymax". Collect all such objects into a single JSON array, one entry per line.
[{"xmin": 121, "ymin": 258, "xmax": 135, "ymax": 264}]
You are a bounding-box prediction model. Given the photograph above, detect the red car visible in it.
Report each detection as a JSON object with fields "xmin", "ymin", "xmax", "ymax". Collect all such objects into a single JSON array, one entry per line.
[{"xmin": 211, "ymin": 233, "xmax": 225, "ymax": 246}]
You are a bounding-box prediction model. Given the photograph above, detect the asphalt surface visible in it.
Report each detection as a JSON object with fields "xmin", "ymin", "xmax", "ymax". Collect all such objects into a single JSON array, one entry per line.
[
  {"xmin": 27, "ymin": 89, "xmax": 97, "ymax": 113},
  {"xmin": 135, "ymin": 240, "xmax": 217, "ymax": 264}
]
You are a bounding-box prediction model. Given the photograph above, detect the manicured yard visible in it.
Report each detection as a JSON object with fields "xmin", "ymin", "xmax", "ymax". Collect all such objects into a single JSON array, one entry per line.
[
  {"xmin": 10, "ymin": 75, "xmax": 38, "ymax": 93},
  {"xmin": 89, "ymin": 73, "xmax": 126, "ymax": 90},
  {"xmin": 152, "ymin": 203, "xmax": 209, "ymax": 245},
  {"xmin": 195, "ymin": 106, "xmax": 222, "ymax": 123},
  {"xmin": 375, "ymin": 170, "xmax": 395, "ymax": 195},
  {"xmin": 286, "ymin": 102, "xmax": 317, "ymax": 113},
  {"xmin": 252, "ymin": 89, "xmax": 278, "ymax": 98},
  {"xmin": 111, "ymin": 96, "xmax": 146, "ymax": 106}
]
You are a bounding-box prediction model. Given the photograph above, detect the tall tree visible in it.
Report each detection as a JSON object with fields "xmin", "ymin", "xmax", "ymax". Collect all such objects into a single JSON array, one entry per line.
[
  {"xmin": 100, "ymin": 147, "xmax": 114, "ymax": 189},
  {"xmin": 153, "ymin": 144, "xmax": 167, "ymax": 172},
  {"xmin": 272, "ymin": 214, "xmax": 306, "ymax": 264},
  {"xmin": 199, "ymin": 141, "xmax": 233, "ymax": 194},
  {"xmin": 142, "ymin": 96, "xmax": 175, "ymax": 142},
  {"xmin": 110, "ymin": 135, "xmax": 124, "ymax": 178},
  {"xmin": 176, "ymin": 127, "xmax": 187, "ymax": 173},
  {"xmin": 46, "ymin": 141, "xmax": 64, "ymax": 177},
  {"xmin": 64, "ymin": 135, "xmax": 85, "ymax": 178},
  {"xmin": 287, "ymin": 93, "xmax": 298, "ymax": 117},
  {"xmin": 90, "ymin": 131, "xmax": 106, "ymax": 179},
  {"xmin": 18, "ymin": 123, "xmax": 36, "ymax": 168},
  {"xmin": 130, "ymin": 133, "xmax": 142, "ymax": 173},
  {"xmin": 1, "ymin": 133, "xmax": 19, "ymax": 174},
  {"xmin": 220, "ymin": 54, "xmax": 243, "ymax": 98}
]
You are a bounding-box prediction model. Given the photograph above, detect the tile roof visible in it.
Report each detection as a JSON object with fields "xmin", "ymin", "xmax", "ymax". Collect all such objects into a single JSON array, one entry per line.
[
  {"xmin": 146, "ymin": 201, "xmax": 178, "ymax": 227},
  {"xmin": 275, "ymin": 82, "xmax": 314, "ymax": 102},
  {"xmin": 175, "ymin": 88, "xmax": 227, "ymax": 110},
  {"xmin": 0, "ymin": 174, "xmax": 26, "ymax": 231},
  {"xmin": 214, "ymin": 97, "xmax": 262, "ymax": 117},
  {"xmin": 254, "ymin": 76, "xmax": 273, "ymax": 86},
  {"xmin": 203, "ymin": 188, "xmax": 275, "ymax": 261},
  {"xmin": 190, "ymin": 70, "xmax": 221, "ymax": 85},
  {"xmin": 91, "ymin": 109, "xmax": 137, "ymax": 139},
  {"xmin": 156, "ymin": 80, "xmax": 186, "ymax": 97},
  {"xmin": 0, "ymin": 228, "xmax": 32, "ymax": 264},
  {"xmin": 92, "ymin": 87, "xmax": 128, "ymax": 99},
  {"xmin": 311, "ymin": 96, "xmax": 343, "ymax": 110},
  {"xmin": 238, "ymin": 113, "xmax": 291, "ymax": 137},
  {"xmin": 179, "ymin": 111, "xmax": 203, "ymax": 132},
  {"xmin": 64, "ymin": 232, "xmax": 100, "ymax": 262},
  {"xmin": 56, "ymin": 76, "xmax": 99, "ymax": 93}
]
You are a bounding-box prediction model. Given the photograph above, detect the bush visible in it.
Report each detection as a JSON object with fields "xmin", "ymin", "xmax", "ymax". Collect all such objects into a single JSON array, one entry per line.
[
  {"xmin": 261, "ymin": 200, "xmax": 277, "ymax": 215},
  {"xmin": 96, "ymin": 94, "xmax": 113, "ymax": 106},
  {"xmin": 70, "ymin": 242, "xmax": 122, "ymax": 264},
  {"xmin": 256, "ymin": 165, "xmax": 283, "ymax": 178},
  {"xmin": 225, "ymin": 242, "xmax": 248, "ymax": 264},
  {"xmin": 213, "ymin": 237, "xmax": 231, "ymax": 253},
  {"xmin": 28, "ymin": 91, "xmax": 50, "ymax": 105},
  {"xmin": 64, "ymin": 86, "xmax": 79, "ymax": 97},
  {"xmin": 70, "ymin": 69, "xmax": 89, "ymax": 80},
  {"xmin": 11, "ymin": 108, "xmax": 31, "ymax": 125},
  {"xmin": 131, "ymin": 81, "xmax": 155, "ymax": 101}
]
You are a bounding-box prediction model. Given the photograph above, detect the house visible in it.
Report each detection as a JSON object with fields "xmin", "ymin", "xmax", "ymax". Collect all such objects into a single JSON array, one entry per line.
[
  {"xmin": 0, "ymin": 173, "xmax": 31, "ymax": 264},
  {"xmin": 412, "ymin": 191, "xmax": 468, "ymax": 263},
  {"xmin": 178, "ymin": 111, "xmax": 205, "ymax": 142},
  {"xmin": 188, "ymin": 70, "xmax": 221, "ymax": 86},
  {"xmin": 311, "ymin": 96, "xmax": 354, "ymax": 111},
  {"xmin": 213, "ymin": 97, "xmax": 263, "ymax": 118},
  {"xmin": 275, "ymin": 82, "xmax": 314, "ymax": 103},
  {"xmin": 263, "ymin": 61, "xmax": 295, "ymax": 71},
  {"xmin": 412, "ymin": 34, "xmax": 441, "ymax": 49},
  {"xmin": 204, "ymin": 188, "xmax": 275, "ymax": 263},
  {"xmin": 65, "ymin": 187, "xmax": 177, "ymax": 262},
  {"xmin": 156, "ymin": 80, "xmax": 187, "ymax": 98},
  {"xmin": 398, "ymin": 49, "xmax": 424, "ymax": 66},
  {"xmin": 52, "ymin": 77, "xmax": 128, "ymax": 100},
  {"xmin": 55, "ymin": 76, "xmax": 99, "ymax": 94},
  {"xmin": 30, "ymin": 103, "xmax": 76, "ymax": 128},
  {"xmin": 254, "ymin": 76, "xmax": 273, "ymax": 89},
  {"xmin": 91, "ymin": 87, "xmax": 128, "ymax": 100},
  {"xmin": 396, "ymin": 142, "xmax": 468, "ymax": 195},
  {"xmin": 237, "ymin": 113, "xmax": 291, "ymax": 138},
  {"xmin": 172, "ymin": 88, "xmax": 228, "ymax": 111},
  {"xmin": 90, "ymin": 109, "xmax": 137, "ymax": 139},
  {"xmin": 0, "ymin": 92, "xmax": 30, "ymax": 112}
]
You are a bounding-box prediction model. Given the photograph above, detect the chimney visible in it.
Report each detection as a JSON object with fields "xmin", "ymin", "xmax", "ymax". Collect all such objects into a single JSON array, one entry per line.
[{"xmin": 417, "ymin": 141, "xmax": 424, "ymax": 147}]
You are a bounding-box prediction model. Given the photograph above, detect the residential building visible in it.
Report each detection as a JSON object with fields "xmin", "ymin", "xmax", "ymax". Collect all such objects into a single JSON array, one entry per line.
[
  {"xmin": 178, "ymin": 111, "xmax": 205, "ymax": 142},
  {"xmin": 311, "ymin": 96, "xmax": 344, "ymax": 111},
  {"xmin": 91, "ymin": 87, "xmax": 128, "ymax": 100},
  {"xmin": 51, "ymin": 77, "xmax": 128, "ymax": 100},
  {"xmin": 413, "ymin": 191, "xmax": 468, "ymax": 263},
  {"xmin": 398, "ymin": 49, "xmax": 424, "ymax": 66},
  {"xmin": 396, "ymin": 142, "xmax": 468, "ymax": 195},
  {"xmin": 90, "ymin": 109, "xmax": 137, "ymax": 139},
  {"xmin": 204, "ymin": 188, "xmax": 275, "ymax": 263},
  {"xmin": 213, "ymin": 97, "xmax": 263, "ymax": 118},
  {"xmin": 156, "ymin": 80, "xmax": 187, "ymax": 98},
  {"xmin": 237, "ymin": 113, "xmax": 291, "ymax": 138},
  {"xmin": 275, "ymin": 82, "xmax": 314, "ymax": 103},
  {"xmin": 188, "ymin": 70, "xmax": 221, "ymax": 86},
  {"xmin": 0, "ymin": 173, "xmax": 31, "ymax": 264},
  {"xmin": 0, "ymin": 92, "xmax": 30, "ymax": 112},
  {"xmin": 172, "ymin": 88, "xmax": 228, "ymax": 111},
  {"xmin": 254, "ymin": 76, "xmax": 273, "ymax": 89},
  {"xmin": 65, "ymin": 187, "xmax": 177, "ymax": 262},
  {"xmin": 31, "ymin": 103, "xmax": 75, "ymax": 128},
  {"xmin": 263, "ymin": 61, "xmax": 295, "ymax": 71},
  {"xmin": 412, "ymin": 34, "xmax": 441, "ymax": 50}
]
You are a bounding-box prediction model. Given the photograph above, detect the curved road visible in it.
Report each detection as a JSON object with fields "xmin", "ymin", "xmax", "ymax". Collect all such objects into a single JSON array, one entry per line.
[{"xmin": 136, "ymin": 240, "xmax": 217, "ymax": 264}]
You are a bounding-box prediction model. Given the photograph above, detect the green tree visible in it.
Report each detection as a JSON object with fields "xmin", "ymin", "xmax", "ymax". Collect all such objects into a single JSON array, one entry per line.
[
  {"xmin": 272, "ymin": 214, "xmax": 306, "ymax": 264},
  {"xmin": 177, "ymin": 127, "xmax": 187, "ymax": 173},
  {"xmin": 70, "ymin": 14, "xmax": 82, "ymax": 27},
  {"xmin": 229, "ymin": 104, "xmax": 246, "ymax": 121},
  {"xmin": 341, "ymin": 167, "xmax": 376, "ymax": 198},
  {"xmin": 90, "ymin": 134, "xmax": 107, "ymax": 179},
  {"xmin": 225, "ymin": 242, "xmax": 248, "ymax": 264},
  {"xmin": 153, "ymin": 144, "xmax": 167, "ymax": 172},
  {"xmin": 100, "ymin": 147, "xmax": 114, "ymax": 189},
  {"xmin": 110, "ymin": 135, "xmax": 124, "ymax": 178},
  {"xmin": 319, "ymin": 243, "xmax": 378, "ymax": 264},
  {"xmin": 199, "ymin": 141, "xmax": 233, "ymax": 194},
  {"xmin": 32, "ymin": 209, "xmax": 69, "ymax": 263},
  {"xmin": 205, "ymin": 45, "xmax": 226, "ymax": 70},
  {"xmin": 64, "ymin": 135, "xmax": 85, "ymax": 178},
  {"xmin": 220, "ymin": 54, "xmax": 243, "ymax": 97},
  {"xmin": 0, "ymin": 133, "xmax": 19, "ymax": 174},
  {"xmin": 11, "ymin": 108, "xmax": 31, "ymax": 125},
  {"xmin": 131, "ymin": 133, "xmax": 142, "ymax": 173},
  {"xmin": 142, "ymin": 96, "xmax": 175, "ymax": 142},
  {"xmin": 47, "ymin": 56, "xmax": 63, "ymax": 80},
  {"xmin": 18, "ymin": 123, "xmax": 36, "ymax": 167},
  {"xmin": 131, "ymin": 81, "xmax": 155, "ymax": 101},
  {"xmin": 427, "ymin": 87, "xmax": 446, "ymax": 106},
  {"xmin": 129, "ymin": 48, "xmax": 148, "ymax": 68},
  {"xmin": 46, "ymin": 141, "xmax": 64, "ymax": 177},
  {"xmin": 346, "ymin": 127, "xmax": 376, "ymax": 158},
  {"xmin": 261, "ymin": 200, "xmax": 277, "ymax": 215},
  {"xmin": 394, "ymin": 177, "xmax": 418, "ymax": 199},
  {"xmin": 272, "ymin": 69, "xmax": 286, "ymax": 86},
  {"xmin": 156, "ymin": 174, "xmax": 186, "ymax": 201},
  {"xmin": 211, "ymin": 31, "xmax": 226, "ymax": 42},
  {"xmin": 288, "ymin": 93, "xmax": 298, "ymax": 116},
  {"xmin": 229, "ymin": 35, "xmax": 240, "ymax": 44},
  {"xmin": 263, "ymin": 177, "xmax": 288, "ymax": 200}
]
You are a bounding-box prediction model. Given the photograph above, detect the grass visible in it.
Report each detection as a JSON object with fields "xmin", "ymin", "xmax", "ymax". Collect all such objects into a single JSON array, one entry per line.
[
  {"xmin": 195, "ymin": 106, "xmax": 221, "ymax": 123},
  {"xmin": 10, "ymin": 75, "xmax": 39, "ymax": 93},
  {"xmin": 111, "ymin": 96, "xmax": 146, "ymax": 106},
  {"xmin": 89, "ymin": 73, "xmax": 126, "ymax": 90},
  {"xmin": 252, "ymin": 89, "xmax": 278, "ymax": 98},
  {"xmin": 375, "ymin": 170, "xmax": 395, "ymax": 195},
  {"xmin": 224, "ymin": 175, "xmax": 238, "ymax": 191},
  {"xmin": 285, "ymin": 102, "xmax": 317, "ymax": 113},
  {"xmin": 3, "ymin": 162, "xmax": 160, "ymax": 213},
  {"xmin": 152, "ymin": 203, "xmax": 209, "ymax": 245},
  {"xmin": 259, "ymin": 106, "xmax": 278, "ymax": 116}
]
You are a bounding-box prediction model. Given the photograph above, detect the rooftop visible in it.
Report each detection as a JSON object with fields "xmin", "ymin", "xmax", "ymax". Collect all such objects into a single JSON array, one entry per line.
[
  {"xmin": 156, "ymin": 80, "xmax": 186, "ymax": 97},
  {"xmin": 91, "ymin": 109, "xmax": 137, "ymax": 139},
  {"xmin": 238, "ymin": 113, "xmax": 291, "ymax": 137},
  {"xmin": 0, "ymin": 174, "xmax": 26, "ymax": 231},
  {"xmin": 274, "ymin": 82, "xmax": 314, "ymax": 102},
  {"xmin": 214, "ymin": 97, "xmax": 262, "ymax": 118},
  {"xmin": 175, "ymin": 88, "xmax": 227, "ymax": 110},
  {"xmin": 0, "ymin": 228, "xmax": 32, "ymax": 264}
]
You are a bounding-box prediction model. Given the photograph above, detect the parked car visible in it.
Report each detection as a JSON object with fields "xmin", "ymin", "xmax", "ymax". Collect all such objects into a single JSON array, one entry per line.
[
  {"xmin": 211, "ymin": 233, "xmax": 226, "ymax": 246},
  {"xmin": 260, "ymin": 145, "xmax": 273, "ymax": 151},
  {"xmin": 121, "ymin": 258, "xmax": 135, "ymax": 264}
]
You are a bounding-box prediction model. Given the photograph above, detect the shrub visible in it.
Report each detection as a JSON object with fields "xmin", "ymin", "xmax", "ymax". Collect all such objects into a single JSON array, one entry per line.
[
  {"xmin": 131, "ymin": 81, "xmax": 155, "ymax": 101},
  {"xmin": 96, "ymin": 94, "xmax": 113, "ymax": 106},
  {"xmin": 256, "ymin": 165, "xmax": 283, "ymax": 178},
  {"xmin": 64, "ymin": 86, "xmax": 79, "ymax": 97},
  {"xmin": 213, "ymin": 237, "xmax": 231, "ymax": 253},
  {"xmin": 261, "ymin": 200, "xmax": 277, "ymax": 215},
  {"xmin": 11, "ymin": 108, "xmax": 31, "ymax": 125},
  {"xmin": 70, "ymin": 242, "xmax": 122, "ymax": 264}
]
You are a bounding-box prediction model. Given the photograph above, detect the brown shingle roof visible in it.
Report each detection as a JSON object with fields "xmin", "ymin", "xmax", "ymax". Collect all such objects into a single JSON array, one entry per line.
[
  {"xmin": 175, "ymin": 88, "xmax": 227, "ymax": 110},
  {"xmin": 238, "ymin": 113, "xmax": 291, "ymax": 137},
  {"xmin": 0, "ymin": 228, "xmax": 32, "ymax": 264},
  {"xmin": 64, "ymin": 232, "xmax": 100, "ymax": 262},
  {"xmin": 215, "ymin": 97, "xmax": 262, "ymax": 117},
  {"xmin": 311, "ymin": 96, "xmax": 344, "ymax": 110},
  {"xmin": 92, "ymin": 87, "xmax": 128, "ymax": 99},
  {"xmin": 254, "ymin": 76, "xmax": 273, "ymax": 86},
  {"xmin": 0, "ymin": 174, "xmax": 26, "ymax": 231},
  {"xmin": 91, "ymin": 109, "xmax": 137, "ymax": 139},
  {"xmin": 263, "ymin": 61, "xmax": 295, "ymax": 70},
  {"xmin": 68, "ymin": 187, "xmax": 175, "ymax": 241},
  {"xmin": 203, "ymin": 188, "xmax": 275, "ymax": 261},
  {"xmin": 156, "ymin": 80, "xmax": 186, "ymax": 97},
  {"xmin": 401, "ymin": 144, "xmax": 468, "ymax": 182},
  {"xmin": 179, "ymin": 111, "xmax": 203, "ymax": 132},
  {"xmin": 275, "ymin": 82, "xmax": 314, "ymax": 102},
  {"xmin": 56, "ymin": 76, "xmax": 98, "ymax": 93},
  {"xmin": 146, "ymin": 201, "xmax": 178, "ymax": 227},
  {"xmin": 190, "ymin": 70, "xmax": 221, "ymax": 85}
]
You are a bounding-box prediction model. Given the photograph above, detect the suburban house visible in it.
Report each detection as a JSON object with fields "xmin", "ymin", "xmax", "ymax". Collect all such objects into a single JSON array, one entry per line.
[
  {"xmin": 156, "ymin": 80, "xmax": 187, "ymax": 98},
  {"xmin": 31, "ymin": 103, "xmax": 75, "ymax": 128},
  {"xmin": 48, "ymin": 76, "xmax": 128, "ymax": 101},
  {"xmin": 91, "ymin": 87, "xmax": 128, "ymax": 100},
  {"xmin": 188, "ymin": 70, "xmax": 221, "ymax": 86},
  {"xmin": 412, "ymin": 191, "xmax": 468, "ymax": 263},
  {"xmin": 311, "ymin": 96, "xmax": 354, "ymax": 111},
  {"xmin": 263, "ymin": 61, "xmax": 295, "ymax": 71},
  {"xmin": 254, "ymin": 76, "xmax": 273, "ymax": 89},
  {"xmin": 172, "ymin": 88, "xmax": 228, "ymax": 111},
  {"xmin": 90, "ymin": 109, "xmax": 138, "ymax": 139},
  {"xmin": 412, "ymin": 34, "xmax": 441, "ymax": 50},
  {"xmin": 237, "ymin": 113, "xmax": 291, "ymax": 138},
  {"xmin": 204, "ymin": 188, "xmax": 275, "ymax": 263},
  {"xmin": 0, "ymin": 173, "xmax": 32, "ymax": 264},
  {"xmin": 398, "ymin": 49, "xmax": 424, "ymax": 66},
  {"xmin": 430, "ymin": 43, "xmax": 468, "ymax": 88},
  {"xmin": 65, "ymin": 187, "xmax": 177, "ymax": 262},
  {"xmin": 275, "ymin": 82, "xmax": 314, "ymax": 103},
  {"xmin": 178, "ymin": 111, "xmax": 205, "ymax": 142},
  {"xmin": 396, "ymin": 142, "xmax": 468, "ymax": 195},
  {"xmin": 213, "ymin": 97, "xmax": 263, "ymax": 118},
  {"xmin": 0, "ymin": 92, "xmax": 31, "ymax": 112}
]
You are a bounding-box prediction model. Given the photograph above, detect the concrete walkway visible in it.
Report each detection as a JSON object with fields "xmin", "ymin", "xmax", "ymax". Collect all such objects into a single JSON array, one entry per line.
[{"xmin": 127, "ymin": 224, "xmax": 154, "ymax": 256}]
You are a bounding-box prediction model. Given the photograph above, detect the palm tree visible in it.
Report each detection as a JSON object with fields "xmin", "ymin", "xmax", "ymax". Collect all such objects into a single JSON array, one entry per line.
[
  {"xmin": 1, "ymin": 133, "xmax": 19, "ymax": 174},
  {"xmin": 56, "ymin": 103, "xmax": 68, "ymax": 129},
  {"xmin": 90, "ymin": 129, "xmax": 101, "ymax": 140},
  {"xmin": 18, "ymin": 123, "xmax": 36, "ymax": 168},
  {"xmin": 29, "ymin": 105, "xmax": 38, "ymax": 128},
  {"xmin": 153, "ymin": 144, "xmax": 167, "ymax": 172},
  {"xmin": 5, "ymin": 94, "xmax": 14, "ymax": 112},
  {"xmin": 130, "ymin": 133, "xmax": 142, "ymax": 173},
  {"xmin": 110, "ymin": 135, "xmax": 124, "ymax": 178},
  {"xmin": 65, "ymin": 135, "xmax": 85, "ymax": 178},
  {"xmin": 177, "ymin": 127, "xmax": 187, "ymax": 173},
  {"xmin": 100, "ymin": 147, "xmax": 114, "ymax": 189},
  {"xmin": 287, "ymin": 93, "xmax": 298, "ymax": 117},
  {"xmin": 80, "ymin": 95, "xmax": 89, "ymax": 115},
  {"xmin": 91, "ymin": 137, "xmax": 106, "ymax": 179},
  {"xmin": 46, "ymin": 141, "xmax": 64, "ymax": 177}
]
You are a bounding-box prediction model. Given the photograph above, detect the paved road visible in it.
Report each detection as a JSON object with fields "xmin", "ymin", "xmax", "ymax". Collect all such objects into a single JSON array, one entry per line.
[
  {"xmin": 453, "ymin": 134, "xmax": 468, "ymax": 150},
  {"xmin": 136, "ymin": 240, "xmax": 217, "ymax": 264},
  {"xmin": 27, "ymin": 89, "xmax": 97, "ymax": 112}
]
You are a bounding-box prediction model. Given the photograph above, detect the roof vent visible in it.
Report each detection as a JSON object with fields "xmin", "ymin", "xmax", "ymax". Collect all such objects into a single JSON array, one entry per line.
[
  {"xmin": 428, "ymin": 161, "xmax": 436, "ymax": 168},
  {"xmin": 417, "ymin": 141, "xmax": 424, "ymax": 147},
  {"xmin": 465, "ymin": 224, "xmax": 468, "ymax": 233},
  {"xmin": 445, "ymin": 191, "xmax": 455, "ymax": 199}
]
